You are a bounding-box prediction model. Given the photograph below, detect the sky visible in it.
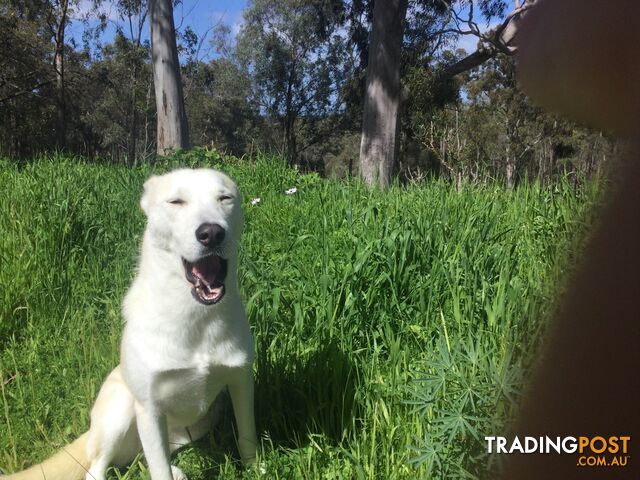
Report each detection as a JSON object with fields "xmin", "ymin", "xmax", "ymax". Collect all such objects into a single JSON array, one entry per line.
[
  {"xmin": 69, "ymin": 0, "xmax": 486, "ymax": 60},
  {"xmin": 69, "ymin": 0, "xmax": 249, "ymax": 60},
  {"xmin": 174, "ymin": 0, "xmax": 248, "ymax": 43}
]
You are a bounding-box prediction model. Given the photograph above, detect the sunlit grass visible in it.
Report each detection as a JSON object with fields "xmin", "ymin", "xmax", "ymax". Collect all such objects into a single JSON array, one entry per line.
[{"xmin": 0, "ymin": 151, "xmax": 600, "ymax": 478}]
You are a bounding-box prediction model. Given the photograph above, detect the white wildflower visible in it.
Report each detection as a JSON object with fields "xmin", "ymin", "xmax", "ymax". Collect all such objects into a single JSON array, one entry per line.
[
  {"xmin": 285, "ymin": 187, "xmax": 297, "ymax": 195},
  {"xmin": 251, "ymin": 197, "xmax": 261, "ymax": 205}
]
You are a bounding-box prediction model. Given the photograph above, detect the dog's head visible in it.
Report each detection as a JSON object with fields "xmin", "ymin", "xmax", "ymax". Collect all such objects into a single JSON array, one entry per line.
[{"xmin": 140, "ymin": 168, "xmax": 243, "ymax": 306}]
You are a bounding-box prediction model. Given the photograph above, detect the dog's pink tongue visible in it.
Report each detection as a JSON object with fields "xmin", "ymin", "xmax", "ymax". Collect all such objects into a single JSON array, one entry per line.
[{"xmin": 192, "ymin": 256, "xmax": 221, "ymax": 286}]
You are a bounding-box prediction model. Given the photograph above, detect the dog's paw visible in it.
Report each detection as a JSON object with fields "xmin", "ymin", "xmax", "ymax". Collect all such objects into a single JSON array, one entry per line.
[{"xmin": 171, "ymin": 465, "xmax": 188, "ymax": 480}]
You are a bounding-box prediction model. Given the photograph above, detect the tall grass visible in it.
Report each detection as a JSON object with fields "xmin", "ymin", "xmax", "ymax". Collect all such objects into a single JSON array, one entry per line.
[{"xmin": 0, "ymin": 152, "xmax": 600, "ymax": 479}]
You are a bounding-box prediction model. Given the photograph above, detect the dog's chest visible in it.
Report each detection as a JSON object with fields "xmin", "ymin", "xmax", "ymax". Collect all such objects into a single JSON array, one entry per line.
[
  {"xmin": 122, "ymin": 295, "xmax": 253, "ymax": 425},
  {"xmin": 151, "ymin": 325, "xmax": 252, "ymax": 424},
  {"xmin": 152, "ymin": 361, "xmax": 234, "ymax": 426}
]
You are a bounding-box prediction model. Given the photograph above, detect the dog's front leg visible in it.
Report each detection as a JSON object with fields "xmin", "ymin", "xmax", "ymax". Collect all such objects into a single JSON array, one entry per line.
[
  {"xmin": 135, "ymin": 401, "xmax": 175, "ymax": 480},
  {"xmin": 228, "ymin": 370, "xmax": 258, "ymax": 465}
]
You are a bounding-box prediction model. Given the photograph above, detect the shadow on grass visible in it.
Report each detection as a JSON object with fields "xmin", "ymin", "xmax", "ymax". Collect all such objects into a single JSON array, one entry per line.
[{"xmin": 210, "ymin": 340, "xmax": 359, "ymax": 455}]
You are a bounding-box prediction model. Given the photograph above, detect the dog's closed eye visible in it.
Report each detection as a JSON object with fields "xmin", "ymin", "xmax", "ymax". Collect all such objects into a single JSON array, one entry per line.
[
  {"xmin": 168, "ymin": 198, "xmax": 186, "ymax": 205},
  {"xmin": 218, "ymin": 195, "xmax": 233, "ymax": 202}
]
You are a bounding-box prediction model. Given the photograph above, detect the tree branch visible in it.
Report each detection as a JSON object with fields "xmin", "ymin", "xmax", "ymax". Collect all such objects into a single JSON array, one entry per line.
[
  {"xmin": 0, "ymin": 80, "xmax": 53, "ymax": 103},
  {"xmin": 440, "ymin": 0, "xmax": 538, "ymax": 77},
  {"xmin": 443, "ymin": 48, "xmax": 493, "ymax": 77}
]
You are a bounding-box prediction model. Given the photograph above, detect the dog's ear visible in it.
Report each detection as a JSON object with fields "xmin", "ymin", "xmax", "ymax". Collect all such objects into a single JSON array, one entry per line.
[{"xmin": 140, "ymin": 175, "xmax": 159, "ymax": 216}]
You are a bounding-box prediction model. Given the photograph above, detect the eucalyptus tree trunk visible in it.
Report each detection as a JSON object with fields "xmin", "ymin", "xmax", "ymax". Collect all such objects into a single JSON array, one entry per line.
[
  {"xmin": 150, "ymin": 0, "xmax": 189, "ymax": 155},
  {"xmin": 54, "ymin": 0, "xmax": 69, "ymax": 149},
  {"xmin": 359, "ymin": 0, "xmax": 408, "ymax": 189}
]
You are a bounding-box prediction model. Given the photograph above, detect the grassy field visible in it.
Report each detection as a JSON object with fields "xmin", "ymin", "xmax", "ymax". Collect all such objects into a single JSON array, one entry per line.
[{"xmin": 0, "ymin": 152, "xmax": 600, "ymax": 479}]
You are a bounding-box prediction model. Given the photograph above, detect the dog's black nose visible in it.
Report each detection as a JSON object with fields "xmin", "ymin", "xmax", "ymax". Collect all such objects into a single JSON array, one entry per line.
[{"xmin": 195, "ymin": 223, "xmax": 225, "ymax": 247}]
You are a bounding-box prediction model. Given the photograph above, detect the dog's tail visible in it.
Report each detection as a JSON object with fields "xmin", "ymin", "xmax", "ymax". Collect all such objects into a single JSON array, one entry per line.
[{"xmin": 2, "ymin": 433, "xmax": 90, "ymax": 480}]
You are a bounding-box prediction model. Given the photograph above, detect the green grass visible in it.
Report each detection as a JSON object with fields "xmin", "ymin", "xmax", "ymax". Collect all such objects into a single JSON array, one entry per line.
[{"xmin": 0, "ymin": 151, "xmax": 600, "ymax": 479}]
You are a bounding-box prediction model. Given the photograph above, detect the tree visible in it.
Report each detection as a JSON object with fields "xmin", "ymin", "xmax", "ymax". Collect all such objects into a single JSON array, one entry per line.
[
  {"xmin": 115, "ymin": 0, "xmax": 151, "ymax": 164},
  {"xmin": 358, "ymin": 0, "xmax": 408, "ymax": 188},
  {"xmin": 51, "ymin": 0, "xmax": 70, "ymax": 148},
  {"xmin": 149, "ymin": 0, "xmax": 189, "ymax": 154},
  {"xmin": 0, "ymin": 0, "xmax": 84, "ymax": 155},
  {"xmin": 0, "ymin": 3, "xmax": 53, "ymax": 157},
  {"xmin": 82, "ymin": 33, "xmax": 155, "ymax": 164},
  {"xmin": 236, "ymin": 0, "xmax": 351, "ymax": 165},
  {"xmin": 183, "ymin": 58, "xmax": 262, "ymax": 156}
]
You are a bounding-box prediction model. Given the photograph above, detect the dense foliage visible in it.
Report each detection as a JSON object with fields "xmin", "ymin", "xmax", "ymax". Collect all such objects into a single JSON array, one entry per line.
[{"xmin": 0, "ymin": 0, "xmax": 614, "ymax": 184}]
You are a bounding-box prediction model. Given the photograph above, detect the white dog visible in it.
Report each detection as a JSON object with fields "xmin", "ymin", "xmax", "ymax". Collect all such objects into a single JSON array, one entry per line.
[{"xmin": 4, "ymin": 169, "xmax": 257, "ymax": 480}]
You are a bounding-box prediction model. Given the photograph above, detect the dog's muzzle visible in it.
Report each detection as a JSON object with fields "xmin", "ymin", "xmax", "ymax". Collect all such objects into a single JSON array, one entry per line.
[{"xmin": 182, "ymin": 255, "xmax": 228, "ymax": 305}]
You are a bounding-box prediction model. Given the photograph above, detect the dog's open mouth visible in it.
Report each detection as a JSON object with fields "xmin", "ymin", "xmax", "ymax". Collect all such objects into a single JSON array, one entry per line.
[{"xmin": 182, "ymin": 255, "xmax": 227, "ymax": 305}]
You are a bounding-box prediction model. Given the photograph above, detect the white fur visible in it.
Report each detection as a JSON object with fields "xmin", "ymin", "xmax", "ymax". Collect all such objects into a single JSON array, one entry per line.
[
  {"xmin": 89, "ymin": 169, "xmax": 257, "ymax": 480},
  {"xmin": 3, "ymin": 169, "xmax": 257, "ymax": 480}
]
